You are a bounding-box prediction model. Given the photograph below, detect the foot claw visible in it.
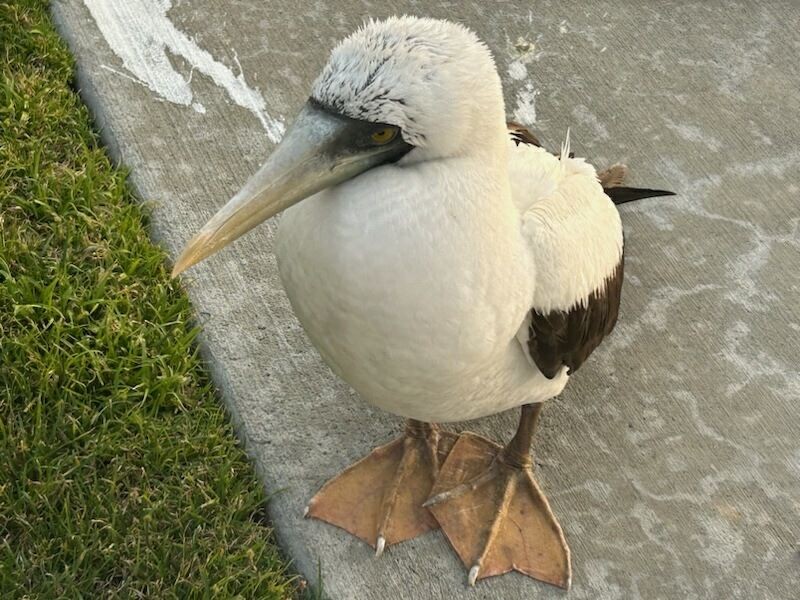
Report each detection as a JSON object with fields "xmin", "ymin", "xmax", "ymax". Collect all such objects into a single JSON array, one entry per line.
[
  {"xmin": 468, "ymin": 564, "xmax": 480, "ymax": 586},
  {"xmin": 375, "ymin": 535, "xmax": 386, "ymax": 558},
  {"xmin": 421, "ymin": 494, "xmax": 442, "ymax": 508},
  {"xmin": 303, "ymin": 505, "xmax": 310, "ymax": 518}
]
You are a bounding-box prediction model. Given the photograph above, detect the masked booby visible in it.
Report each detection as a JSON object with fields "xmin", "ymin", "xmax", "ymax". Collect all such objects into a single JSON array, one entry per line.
[{"xmin": 173, "ymin": 16, "xmax": 673, "ymax": 589}]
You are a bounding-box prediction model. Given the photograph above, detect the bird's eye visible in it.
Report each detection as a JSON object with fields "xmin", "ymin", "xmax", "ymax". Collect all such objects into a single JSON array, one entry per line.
[{"xmin": 370, "ymin": 126, "xmax": 398, "ymax": 145}]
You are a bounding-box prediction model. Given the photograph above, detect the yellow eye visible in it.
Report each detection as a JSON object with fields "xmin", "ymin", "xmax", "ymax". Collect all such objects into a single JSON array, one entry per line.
[{"xmin": 370, "ymin": 126, "xmax": 398, "ymax": 145}]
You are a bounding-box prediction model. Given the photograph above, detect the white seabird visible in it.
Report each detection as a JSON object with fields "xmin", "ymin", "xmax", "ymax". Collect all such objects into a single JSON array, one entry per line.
[{"xmin": 173, "ymin": 16, "xmax": 673, "ymax": 589}]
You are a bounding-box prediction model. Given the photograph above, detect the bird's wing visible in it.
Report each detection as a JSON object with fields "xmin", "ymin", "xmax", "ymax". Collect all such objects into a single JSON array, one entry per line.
[{"xmin": 507, "ymin": 126, "xmax": 624, "ymax": 379}]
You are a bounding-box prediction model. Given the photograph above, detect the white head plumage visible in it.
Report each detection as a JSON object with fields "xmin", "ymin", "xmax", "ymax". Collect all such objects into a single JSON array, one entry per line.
[{"xmin": 311, "ymin": 16, "xmax": 506, "ymax": 159}]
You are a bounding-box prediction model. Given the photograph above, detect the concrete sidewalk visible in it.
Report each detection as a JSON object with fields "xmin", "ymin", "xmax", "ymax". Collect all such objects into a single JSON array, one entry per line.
[{"xmin": 52, "ymin": 1, "xmax": 799, "ymax": 598}]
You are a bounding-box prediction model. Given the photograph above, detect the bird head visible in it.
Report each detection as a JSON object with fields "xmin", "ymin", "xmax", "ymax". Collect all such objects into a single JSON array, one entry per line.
[{"xmin": 172, "ymin": 16, "xmax": 503, "ymax": 277}]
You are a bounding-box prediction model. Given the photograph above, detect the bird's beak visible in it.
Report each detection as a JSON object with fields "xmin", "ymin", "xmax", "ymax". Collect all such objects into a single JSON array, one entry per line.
[{"xmin": 171, "ymin": 101, "xmax": 412, "ymax": 277}]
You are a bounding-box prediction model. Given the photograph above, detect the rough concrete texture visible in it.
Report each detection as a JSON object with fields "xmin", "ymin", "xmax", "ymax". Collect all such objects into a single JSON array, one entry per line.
[{"xmin": 52, "ymin": 1, "xmax": 799, "ymax": 598}]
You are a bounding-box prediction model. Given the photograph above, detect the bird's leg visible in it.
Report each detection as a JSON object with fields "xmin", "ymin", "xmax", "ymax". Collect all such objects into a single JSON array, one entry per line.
[
  {"xmin": 305, "ymin": 419, "xmax": 457, "ymax": 554},
  {"xmin": 425, "ymin": 404, "xmax": 571, "ymax": 589}
]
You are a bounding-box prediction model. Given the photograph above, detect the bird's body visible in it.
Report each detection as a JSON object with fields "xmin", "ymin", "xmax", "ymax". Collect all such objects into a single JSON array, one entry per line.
[
  {"xmin": 174, "ymin": 15, "xmax": 672, "ymax": 588},
  {"xmin": 276, "ymin": 135, "xmax": 620, "ymax": 422}
]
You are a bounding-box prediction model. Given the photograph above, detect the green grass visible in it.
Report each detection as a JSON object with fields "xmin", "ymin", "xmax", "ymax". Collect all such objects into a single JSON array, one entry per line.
[{"xmin": 0, "ymin": 2, "xmax": 300, "ymax": 597}]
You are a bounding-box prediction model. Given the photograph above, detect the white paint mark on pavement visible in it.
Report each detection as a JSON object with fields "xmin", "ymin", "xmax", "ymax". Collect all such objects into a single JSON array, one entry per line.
[
  {"xmin": 508, "ymin": 39, "xmax": 540, "ymax": 126},
  {"xmin": 513, "ymin": 82, "xmax": 538, "ymax": 126},
  {"xmin": 84, "ymin": 0, "xmax": 284, "ymax": 142},
  {"xmin": 508, "ymin": 61, "xmax": 528, "ymax": 81}
]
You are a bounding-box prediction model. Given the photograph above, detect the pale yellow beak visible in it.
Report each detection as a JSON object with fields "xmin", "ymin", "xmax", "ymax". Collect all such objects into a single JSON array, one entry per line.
[{"xmin": 171, "ymin": 101, "xmax": 411, "ymax": 277}]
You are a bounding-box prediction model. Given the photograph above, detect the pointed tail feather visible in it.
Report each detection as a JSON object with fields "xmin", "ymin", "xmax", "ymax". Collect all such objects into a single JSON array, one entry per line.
[{"xmin": 604, "ymin": 186, "xmax": 676, "ymax": 205}]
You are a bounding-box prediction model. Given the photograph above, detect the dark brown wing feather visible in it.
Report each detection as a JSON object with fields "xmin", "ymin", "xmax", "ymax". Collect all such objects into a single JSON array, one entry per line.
[
  {"xmin": 526, "ymin": 258, "xmax": 624, "ymax": 379},
  {"xmin": 507, "ymin": 121, "xmax": 542, "ymax": 147},
  {"xmin": 597, "ymin": 163, "xmax": 628, "ymax": 188}
]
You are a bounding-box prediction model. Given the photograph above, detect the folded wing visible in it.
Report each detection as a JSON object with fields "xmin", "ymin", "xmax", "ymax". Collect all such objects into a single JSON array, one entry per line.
[{"xmin": 507, "ymin": 125, "xmax": 625, "ymax": 379}]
